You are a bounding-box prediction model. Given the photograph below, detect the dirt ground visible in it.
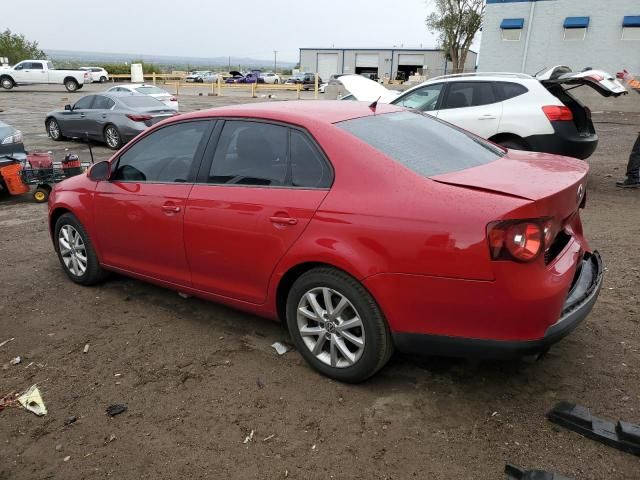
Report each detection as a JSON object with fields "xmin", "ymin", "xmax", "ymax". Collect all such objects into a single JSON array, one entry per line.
[{"xmin": 0, "ymin": 84, "xmax": 639, "ymax": 480}]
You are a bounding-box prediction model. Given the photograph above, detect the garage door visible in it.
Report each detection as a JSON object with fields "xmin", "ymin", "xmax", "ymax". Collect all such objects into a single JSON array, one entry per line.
[
  {"xmin": 317, "ymin": 53, "xmax": 339, "ymax": 80},
  {"xmin": 398, "ymin": 54, "xmax": 425, "ymax": 66},
  {"xmin": 355, "ymin": 53, "xmax": 379, "ymax": 68}
]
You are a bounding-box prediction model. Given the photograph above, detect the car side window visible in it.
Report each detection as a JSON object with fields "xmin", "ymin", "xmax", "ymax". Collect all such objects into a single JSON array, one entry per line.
[
  {"xmin": 73, "ymin": 96, "xmax": 95, "ymax": 110},
  {"xmin": 208, "ymin": 121, "xmax": 288, "ymax": 186},
  {"xmin": 112, "ymin": 121, "xmax": 209, "ymax": 183},
  {"xmin": 14, "ymin": 62, "xmax": 24, "ymax": 70},
  {"xmin": 30, "ymin": 62, "xmax": 44, "ymax": 70},
  {"xmin": 290, "ymin": 130, "xmax": 331, "ymax": 188},
  {"xmin": 442, "ymin": 82, "xmax": 497, "ymax": 110},
  {"xmin": 395, "ymin": 84, "xmax": 444, "ymax": 111},
  {"xmin": 92, "ymin": 95, "xmax": 115, "ymax": 110},
  {"xmin": 497, "ymin": 82, "xmax": 529, "ymax": 101}
]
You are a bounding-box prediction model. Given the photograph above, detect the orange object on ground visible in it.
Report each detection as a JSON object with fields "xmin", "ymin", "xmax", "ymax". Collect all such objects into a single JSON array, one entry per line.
[{"xmin": 0, "ymin": 163, "xmax": 29, "ymax": 195}]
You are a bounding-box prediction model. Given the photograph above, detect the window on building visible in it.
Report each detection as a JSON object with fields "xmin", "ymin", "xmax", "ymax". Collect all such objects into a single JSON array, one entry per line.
[
  {"xmin": 622, "ymin": 16, "xmax": 640, "ymax": 40},
  {"xmin": 563, "ymin": 17, "xmax": 589, "ymax": 41},
  {"xmin": 500, "ymin": 18, "xmax": 524, "ymax": 41}
]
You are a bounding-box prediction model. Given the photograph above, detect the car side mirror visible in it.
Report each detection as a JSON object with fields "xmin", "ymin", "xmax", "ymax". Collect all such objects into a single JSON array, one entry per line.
[
  {"xmin": 64, "ymin": 104, "xmax": 72, "ymax": 111},
  {"xmin": 88, "ymin": 161, "xmax": 111, "ymax": 182}
]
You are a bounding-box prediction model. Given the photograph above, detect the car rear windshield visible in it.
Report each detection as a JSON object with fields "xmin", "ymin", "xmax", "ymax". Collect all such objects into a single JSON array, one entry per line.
[
  {"xmin": 337, "ymin": 111, "xmax": 505, "ymax": 176},
  {"xmin": 135, "ymin": 86, "xmax": 167, "ymax": 95},
  {"xmin": 119, "ymin": 96, "xmax": 165, "ymax": 108}
]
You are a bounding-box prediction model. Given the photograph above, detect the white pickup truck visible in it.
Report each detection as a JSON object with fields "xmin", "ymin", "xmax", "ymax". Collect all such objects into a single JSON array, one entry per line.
[{"xmin": 0, "ymin": 60, "xmax": 89, "ymax": 92}]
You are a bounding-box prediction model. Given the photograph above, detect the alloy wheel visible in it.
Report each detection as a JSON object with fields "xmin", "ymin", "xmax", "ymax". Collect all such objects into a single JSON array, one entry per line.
[
  {"xmin": 296, "ymin": 287, "xmax": 365, "ymax": 368},
  {"xmin": 58, "ymin": 225, "xmax": 88, "ymax": 277},
  {"xmin": 48, "ymin": 120, "xmax": 60, "ymax": 139},
  {"xmin": 105, "ymin": 127, "xmax": 119, "ymax": 148}
]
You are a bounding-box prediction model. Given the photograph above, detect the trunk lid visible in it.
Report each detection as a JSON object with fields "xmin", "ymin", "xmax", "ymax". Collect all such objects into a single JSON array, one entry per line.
[
  {"xmin": 337, "ymin": 74, "xmax": 400, "ymax": 103},
  {"xmin": 431, "ymin": 150, "xmax": 588, "ymax": 222},
  {"xmin": 536, "ymin": 66, "xmax": 627, "ymax": 97}
]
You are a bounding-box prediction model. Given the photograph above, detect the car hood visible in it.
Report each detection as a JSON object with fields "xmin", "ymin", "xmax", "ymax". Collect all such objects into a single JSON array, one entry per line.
[
  {"xmin": 430, "ymin": 149, "xmax": 588, "ymax": 202},
  {"xmin": 536, "ymin": 65, "xmax": 627, "ymax": 97},
  {"xmin": 337, "ymin": 75, "xmax": 401, "ymax": 103},
  {"xmin": 229, "ymin": 70, "xmax": 243, "ymax": 77}
]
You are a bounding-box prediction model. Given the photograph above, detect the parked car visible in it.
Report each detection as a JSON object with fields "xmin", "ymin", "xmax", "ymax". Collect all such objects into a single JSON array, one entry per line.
[
  {"xmin": 225, "ymin": 70, "xmax": 264, "ymax": 84},
  {"xmin": 48, "ymin": 101, "xmax": 603, "ymax": 382},
  {"xmin": 45, "ymin": 93, "xmax": 176, "ymax": 150},
  {"xmin": 261, "ymin": 72, "xmax": 281, "ymax": 84},
  {"xmin": 201, "ymin": 72, "xmax": 220, "ymax": 83},
  {"xmin": 339, "ymin": 66, "xmax": 627, "ymax": 159},
  {"xmin": 79, "ymin": 67, "xmax": 110, "ymax": 83},
  {"xmin": 185, "ymin": 71, "xmax": 211, "ymax": 83},
  {"xmin": 0, "ymin": 60, "xmax": 89, "ymax": 92},
  {"xmin": 107, "ymin": 84, "xmax": 179, "ymax": 111},
  {"xmin": 285, "ymin": 72, "xmax": 322, "ymax": 90}
]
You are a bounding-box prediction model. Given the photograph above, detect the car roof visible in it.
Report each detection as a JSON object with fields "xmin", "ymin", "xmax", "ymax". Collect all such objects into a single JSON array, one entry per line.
[
  {"xmin": 112, "ymin": 84, "xmax": 161, "ymax": 89},
  {"xmin": 176, "ymin": 100, "xmax": 404, "ymax": 125}
]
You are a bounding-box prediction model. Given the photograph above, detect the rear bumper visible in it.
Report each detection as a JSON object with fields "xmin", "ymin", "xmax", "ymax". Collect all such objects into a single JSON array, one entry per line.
[
  {"xmin": 525, "ymin": 122, "xmax": 598, "ymax": 160},
  {"xmin": 391, "ymin": 252, "xmax": 604, "ymax": 359}
]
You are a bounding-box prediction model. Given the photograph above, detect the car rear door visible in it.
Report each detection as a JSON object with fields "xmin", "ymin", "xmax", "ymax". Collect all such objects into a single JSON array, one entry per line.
[
  {"xmin": 436, "ymin": 81, "xmax": 503, "ymax": 138},
  {"xmin": 184, "ymin": 120, "xmax": 332, "ymax": 304},
  {"xmin": 92, "ymin": 120, "xmax": 213, "ymax": 286},
  {"xmin": 84, "ymin": 95, "xmax": 115, "ymax": 139}
]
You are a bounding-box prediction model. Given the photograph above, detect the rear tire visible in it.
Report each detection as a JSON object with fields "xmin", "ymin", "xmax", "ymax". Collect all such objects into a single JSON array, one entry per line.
[
  {"xmin": 104, "ymin": 124, "xmax": 123, "ymax": 150},
  {"xmin": 54, "ymin": 213, "xmax": 108, "ymax": 286},
  {"xmin": 1, "ymin": 76, "xmax": 14, "ymax": 90},
  {"xmin": 274, "ymin": 79, "xmax": 279, "ymax": 84},
  {"xmin": 498, "ymin": 138, "xmax": 528, "ymax": 151},
  {"xmin": 64, "ymin": 79, "xmax": 79, "ymax": 92},
  {"xmin": 286, "ymin": 267, "xmax": 393, "ymax": 383},
  {"xmin": 100, "ymin": 76, "xmax": 107, "ymax": 83}
]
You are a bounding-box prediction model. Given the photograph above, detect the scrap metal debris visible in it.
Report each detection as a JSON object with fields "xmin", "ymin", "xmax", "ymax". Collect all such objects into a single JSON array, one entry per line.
[
  {"xmin": 9, "ymin": 356, "xmax": 21, "ymax": 366},
  {"xmin": 106, "ymin": 404, "xmax": 127, "ymax": 417},
  {"xmin": 64, "ymin": 415, "xmax": 77, "ymax": 426},
  {"xmin": 547, "ymin": 401, "xmax": 640, "ymax": 457},
  {"xmin": 0, "ymin": 338, "xmax": 15, "ymax": 348},
  {"xmin": 17, "ymin": 385, "xmax": 47, "ymax": 416},
  {"xmin": 243, "ymin": 429, "xmax": 255, "ymax": 444},
  {"xmin": 505, "ymin": 464, "xmax": 574, "ymax": 480}
]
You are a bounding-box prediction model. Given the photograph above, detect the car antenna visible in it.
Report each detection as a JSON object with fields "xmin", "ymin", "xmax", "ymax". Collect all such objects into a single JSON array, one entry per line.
[
  {"xmin": 85, "ymin": 132, "xmax": 95, "ymax": 164},
  {"xmin": 369, "ymin": 96, "xmax": 381, "ymax": 113}
]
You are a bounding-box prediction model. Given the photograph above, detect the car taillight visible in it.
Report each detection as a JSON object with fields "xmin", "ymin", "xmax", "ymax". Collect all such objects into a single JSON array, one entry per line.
[
  {"xmin": 126, "ymin": 114, "xmax": 153, "ymax": 122},
  {"xmin": 542, "ymin": 105, "xmax": 573, "ymax": 122},
  {"xmin": 487, "ymin": 218, "xmax": 556, "ymax": 262}
]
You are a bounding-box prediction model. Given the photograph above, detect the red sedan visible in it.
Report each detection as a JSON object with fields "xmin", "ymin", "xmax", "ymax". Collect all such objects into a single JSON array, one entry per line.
[{"xmin": 48, "ymin": 101, "xmax": 603, "ymax": 382}]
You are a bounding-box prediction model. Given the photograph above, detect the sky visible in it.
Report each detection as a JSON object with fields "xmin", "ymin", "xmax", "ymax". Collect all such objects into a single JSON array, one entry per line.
[{"xmin": 2, "ymin": 0, "xmax": 444, "ymax": 62}]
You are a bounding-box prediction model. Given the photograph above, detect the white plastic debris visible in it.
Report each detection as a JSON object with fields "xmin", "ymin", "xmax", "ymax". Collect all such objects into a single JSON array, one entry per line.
[
  {"xmin": 17, "ymin": 385, "xmax": 47, "ymax": 416},
  {"xmin": 83, "ymin": 344, "xmax": 90, "ymax": 354},
  {"xmin": 271, "ymin": 342, "xmax": 290, "ymax": 356},
  {"xmin": 0, "ymin": 338, "xmax": 15, "ymax": 348},
  {"xmin": 243, "ymin": 429, "xmax": 255, "ymax": 444},
  {"xmin": 9, "ymin": 356, "xmax": 21, "ymax": 366}
]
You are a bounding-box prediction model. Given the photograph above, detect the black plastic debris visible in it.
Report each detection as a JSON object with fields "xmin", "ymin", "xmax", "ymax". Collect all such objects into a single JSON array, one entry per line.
[
  {"xmin": 546, "ymin": 401, "xmax": 640, "ymax": 456},
  {"xmin": 505, "ymin": 464, "xmax": 573, "ymax": 480},
  {"xmin": 106, "ymin": 404, "xmax": 127, "ymax": 417}
]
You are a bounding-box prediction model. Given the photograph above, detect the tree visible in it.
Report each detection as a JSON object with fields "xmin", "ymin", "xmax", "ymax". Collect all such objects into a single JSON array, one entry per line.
[
  {"xmin": 426, "ymin": 0, "xmax": 484, "ymax": 74},
  {"xmin": 0, "ymin": 29, "xmax": 46, "ymax": 64}
]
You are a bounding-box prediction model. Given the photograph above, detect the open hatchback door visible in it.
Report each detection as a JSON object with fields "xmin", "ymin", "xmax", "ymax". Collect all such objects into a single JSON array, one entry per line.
[
  {"xmin": 536, "ymin": 66, "xmax": 628, "ymax": 97},
  {"xmin": 337, "ymin": 75, "xmax": 400, "ymax": 103}
]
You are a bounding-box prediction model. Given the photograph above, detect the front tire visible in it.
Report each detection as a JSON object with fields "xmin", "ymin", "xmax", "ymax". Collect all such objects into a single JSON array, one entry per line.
[
  {"xmin": 54, "ymin": 213, "xmax": 108, "ymax": 286},
  {"xmin": 47, "ymin": 118, "xmax": 64, "ymax": 141},
  {"xmin": 65, "ymin": 79, "xmax": 79, "ymax": 92},
  {"xmin": 1, "ymin": 76, "xmax": 14, "ymax": 90},
  {"xmin": 100, "ymin": 76, "xmax": 107, "ymax": 83},
  {"xmin": 286, "ymin": 267, "xmax": 393, "ymax": 383},
  {"xmin": 274, "ymin": 79, "xmax": 279, "ymax": 84},
  {"xmin": 104, "ymin": 124, "xmax": 123, "ymax": 150}
]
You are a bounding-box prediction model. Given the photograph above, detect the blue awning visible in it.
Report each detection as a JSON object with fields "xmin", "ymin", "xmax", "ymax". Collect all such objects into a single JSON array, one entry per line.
[
  {"xmin": 623, "ymin": 16, "xmax": 640, "ymax": 27},
  {"xmin": 564, "ymin": 17, "xmax": 590, "ymax": 29},
  {"xmin": 500, "ymin": 18, "xmax": 524, "ymax": 30}
]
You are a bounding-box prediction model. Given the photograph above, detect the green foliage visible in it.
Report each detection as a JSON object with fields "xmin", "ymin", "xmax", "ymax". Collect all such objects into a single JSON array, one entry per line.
[
  {"xmin": 426, "ymin": 0, "xmax": 484, "ymax": 72},
  {"xmin": 0, "ymin": 29, "xmax": 46, "ymax": 64}
]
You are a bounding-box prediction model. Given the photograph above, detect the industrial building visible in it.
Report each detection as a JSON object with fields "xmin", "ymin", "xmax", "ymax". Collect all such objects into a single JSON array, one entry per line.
[
  {"xmin": 299, "ymin": 48, "xmax": 478, "ymax": 81},
  {"xmin": 478, "ymin": 0, "xmax": 640, "ymax": 74}
]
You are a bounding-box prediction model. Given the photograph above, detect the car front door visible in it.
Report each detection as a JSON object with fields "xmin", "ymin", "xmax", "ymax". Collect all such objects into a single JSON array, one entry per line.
[
  {"xmin": 63, "ymin": 95, "xmax": 95, "ymax": 137},
  {"xmin": 92, "ymin": 120, "xmax": 212, "ymax": 286},
  {"xmin": 436, "ymin": 81, "xmax": 503, "ymax": 138},
  {"xmin": 184, "ymin": 120, "xmax": 332, "ymax": 304},
  {"xmin": 11, "ymin": 62, "xmax": 32, "ymax": 83},
  {"xmin": 392, "ymin": 83, "xmax": 445, "ymax": 116}
]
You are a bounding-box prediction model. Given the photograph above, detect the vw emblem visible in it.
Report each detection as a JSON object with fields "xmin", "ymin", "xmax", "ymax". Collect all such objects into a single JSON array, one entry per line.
[{"xmin": 577, "ymin": 184, "xmax": 584, "ymax": 203}]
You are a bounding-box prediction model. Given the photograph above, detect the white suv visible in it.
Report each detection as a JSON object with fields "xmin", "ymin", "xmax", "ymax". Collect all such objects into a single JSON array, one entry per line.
[
  {"xmin": 340, "ymin": 67, "xmax": 627, "ymax": 159},
  {"xmin": 80, "ymin": 67, "xmax": 109, "ymax": 83}
]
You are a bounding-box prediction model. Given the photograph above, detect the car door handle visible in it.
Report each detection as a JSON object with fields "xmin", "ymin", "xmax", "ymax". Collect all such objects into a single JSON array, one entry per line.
[
  {"xmin": 479, "ymin": 115, "xmax": 497, "ymax": 120},
  {"xmin": 79, "ymin": 114, "xmax": 86, "ymax": 118},
  {"xmin": 162, "ymin": 204, "xmax": 181, "ymax": 213},
  {"xmin": 270, "ymin": 216, "xmax": 298, "ymax": 226}
]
